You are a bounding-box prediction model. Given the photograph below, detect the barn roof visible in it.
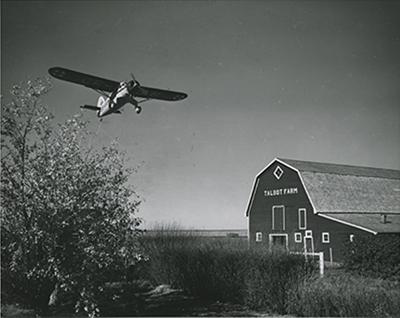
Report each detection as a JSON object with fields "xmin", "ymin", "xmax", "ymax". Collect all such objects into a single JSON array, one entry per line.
[
  {"xmin": 278, "ymin": 158, "xmax": 400, "ymax": 214},
  {"xmin": 279, "ymin": 158, "xmax": 400, "ymax": 180},
  {"xmin": 300, "ymin": 171, "xmax": 400, "ymax": 213},
  {"xmin": 246, "ymin": 158, "xmax": 400, "ymax": 233}
]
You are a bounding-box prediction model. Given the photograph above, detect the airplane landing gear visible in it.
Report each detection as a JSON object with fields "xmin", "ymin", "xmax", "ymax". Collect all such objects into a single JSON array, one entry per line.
[{"xmin": 130, "ymin": 97, "xmax": 142, "ymax": 114}]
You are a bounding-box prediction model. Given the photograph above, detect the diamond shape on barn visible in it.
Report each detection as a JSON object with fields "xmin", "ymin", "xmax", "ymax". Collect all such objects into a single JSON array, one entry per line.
[{"xmin": 273, "ymin": 166, "xmax": 284, "ymax": 180}]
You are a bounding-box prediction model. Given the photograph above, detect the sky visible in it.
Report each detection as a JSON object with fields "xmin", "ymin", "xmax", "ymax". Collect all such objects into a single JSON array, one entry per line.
[{"xmin": 2, "ymin": 1, "xmax": 400, "ymax": 229}]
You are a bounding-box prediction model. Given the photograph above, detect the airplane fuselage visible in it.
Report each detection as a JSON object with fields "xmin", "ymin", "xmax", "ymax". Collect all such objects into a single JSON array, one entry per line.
[{"xmin": 97, "ymin": 82, "xmax": 133, "ymax": 117}]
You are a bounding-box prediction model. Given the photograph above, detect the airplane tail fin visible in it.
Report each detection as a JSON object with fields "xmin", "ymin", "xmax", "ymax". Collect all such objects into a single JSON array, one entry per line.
[
  {"xmin": 97, "ymin": 96, "xmax": 107, "ymax": 108},
  {"xmin": 80, "ymin": 105, "xmax": 100, "ymax": 111}
]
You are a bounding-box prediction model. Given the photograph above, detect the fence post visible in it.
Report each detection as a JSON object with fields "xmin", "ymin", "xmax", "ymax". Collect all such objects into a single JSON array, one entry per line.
[{"xmin": 319, "ymin": 252, "xmax": 324, "ymax": 277}]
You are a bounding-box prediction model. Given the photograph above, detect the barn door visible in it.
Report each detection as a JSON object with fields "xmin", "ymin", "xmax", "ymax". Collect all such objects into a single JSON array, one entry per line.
[
  {"xmin": 272, "ymin": 206, "xmax": 285, "ymax": 230},
  {"xmin": 304, "ymin": 232, "xmax": 314, "ymax": 254},
  {"xmin": 269, "ymin": 234, "xmax": 288, "ymax": 251}
]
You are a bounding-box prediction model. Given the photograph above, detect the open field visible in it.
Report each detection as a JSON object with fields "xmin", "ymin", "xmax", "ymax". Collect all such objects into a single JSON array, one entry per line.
[{"xmin": 143, "ymin": 228, "xmax": 248, "ymax": 238}]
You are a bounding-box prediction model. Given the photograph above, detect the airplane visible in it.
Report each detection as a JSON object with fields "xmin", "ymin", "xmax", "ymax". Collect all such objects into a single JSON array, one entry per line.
[{"xmin": 48, "ymin": 67, "xmax": 188, "ymax": 117}]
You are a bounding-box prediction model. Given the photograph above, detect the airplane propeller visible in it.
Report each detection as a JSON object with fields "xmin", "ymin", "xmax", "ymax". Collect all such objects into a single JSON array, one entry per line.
[
  {"xmin": 130, "ymin": 72, "xmax": 136, "ymax": 82},
  {"xmin": 128, "ymin": 72, "xmax": 147, "ymax": 96},
  {"xmin": 129, "ymin": 72, "xmax": 140, "ymax": 87}
]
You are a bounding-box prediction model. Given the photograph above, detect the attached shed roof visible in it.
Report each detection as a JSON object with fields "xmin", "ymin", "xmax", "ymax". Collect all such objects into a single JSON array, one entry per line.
[{"xmin": 321, "ymin": 213, "xmax": 400, "ymax": 234}]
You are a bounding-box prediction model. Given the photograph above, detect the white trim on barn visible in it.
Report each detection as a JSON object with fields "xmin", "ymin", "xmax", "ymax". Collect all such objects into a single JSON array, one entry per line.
[
  {"xmin": 245, "ymin": 177, "xmax": 259, "ymax": 217},
  {"xmin": 246, "ymin": 178, "xmax": 259, "ymax": 246},
  {"xmin": 272, "ymin": 205, "xmax": 286, "ymax": 230},
  {"xmin": 298, "ymin": 208, "xmax": 307, "ymax": 229},
  {"xmin": 322, "ymin": 232, "xmax": 330, "ymax": 243},
  {"xmin": 247, "ymin": 207, "xmax": 251, "ymax": 248},
  {"xmin": 303, "ymin": 235, "xmax": 314, "ymax": 253},
  {"xmin": 273, "ymin": 165, "xmax": 284, "ymax": 180}
]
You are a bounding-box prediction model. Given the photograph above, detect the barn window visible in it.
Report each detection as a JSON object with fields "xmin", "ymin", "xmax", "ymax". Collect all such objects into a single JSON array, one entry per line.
[
  {"xmin": 298, "ymin": 208, "xmax": 307, "ymax": 229},
  {"xmin": 322, "ymin": 232, "xmax": 330, "ymax": 243},
  {"xmin": 349, "ymin": 234, "xmax": 354, "ymax": 242},
  {"xmin": 305, "ymin": 230, "xmax": 312, "ymax": 237},
  {"xmin": 294, "ymin": 232, "xmax": 302, "ymax": 243},
  {"xmin": 272, "ymin": 205, "xmax": 286, "ymax": 230},
  {"xmin": 256, "ymin": 232, "xmax": 262, "ymax": 242}
]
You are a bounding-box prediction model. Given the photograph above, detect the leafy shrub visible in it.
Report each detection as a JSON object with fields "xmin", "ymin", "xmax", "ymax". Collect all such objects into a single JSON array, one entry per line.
[
  {"xmin": 287, "ymin": 272, "xmax": 400, "ymax": 317},
  {"xmin": 1, "ymin": 80, "xmax": 143, "ymax": 317},
  {"xmin": 343, "ymin": 234, "xmax": 400, "ymax": 280}
]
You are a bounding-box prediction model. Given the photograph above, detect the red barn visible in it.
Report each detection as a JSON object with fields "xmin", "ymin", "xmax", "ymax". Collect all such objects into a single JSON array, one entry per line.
[{"xmin": 245, "ymin": 158, "xmax": 400, "ymax": 262}]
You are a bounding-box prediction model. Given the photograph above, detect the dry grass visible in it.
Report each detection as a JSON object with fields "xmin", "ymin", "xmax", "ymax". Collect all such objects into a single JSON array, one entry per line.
[
  {"xmin": 287, "ymin": 271, "xmax": 400, "ymax": 317},
  {"xmin": 139, "ymin": 225, "xmax": 315, "ymax": 314}
]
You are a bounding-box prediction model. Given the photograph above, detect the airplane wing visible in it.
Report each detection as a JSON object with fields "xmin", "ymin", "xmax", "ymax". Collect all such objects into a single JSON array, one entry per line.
[
  {"xmin": 48, "ymin": 67, "xmax": 120, "ymax": 92},
  {"xmin": 133, "ymin": 86, "xmax": 188, "ymax": 101}
]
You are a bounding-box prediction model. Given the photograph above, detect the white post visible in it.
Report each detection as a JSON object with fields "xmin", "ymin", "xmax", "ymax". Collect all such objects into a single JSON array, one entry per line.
[{"xmin": 319, "ymin": 252, "xmax": 324, "ymax": 277}]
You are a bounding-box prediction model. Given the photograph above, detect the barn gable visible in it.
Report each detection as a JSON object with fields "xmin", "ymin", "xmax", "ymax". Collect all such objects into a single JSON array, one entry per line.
[{"xmin": 245, "ymin": 158, "xmax": 314, "ymax": 217}]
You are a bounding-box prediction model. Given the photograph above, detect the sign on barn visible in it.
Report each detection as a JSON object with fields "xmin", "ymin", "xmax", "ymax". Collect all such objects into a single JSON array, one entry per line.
[{"xmin": 264, "ymin": 187, "xmax": 298, "ymax": 196}]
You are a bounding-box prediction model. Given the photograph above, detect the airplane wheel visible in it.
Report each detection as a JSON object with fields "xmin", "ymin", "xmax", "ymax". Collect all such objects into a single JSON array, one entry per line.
[{"xmin": 135, "ymin": 106, "xmax": 142, "ymax": 114}]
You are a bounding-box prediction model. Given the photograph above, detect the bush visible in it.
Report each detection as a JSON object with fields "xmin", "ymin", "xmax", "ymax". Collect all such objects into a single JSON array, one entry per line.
[
  {"xmin": 140, "ymin": 232, "xmax": 249, "ymax": 302},
  {"xmin": 140, "ymin": 229, "xmax": 315, "ymax": 314},
  {"xmin": 343, "ymin": 234, "xmax": 400, "ymax": 280},
  {"xmin": 244, "ymin": 250, "xmax": 315, "ymax": 313},
  {"xmin": 287, "ymin": 272, "xmax": 400, "ymax": 317}
]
